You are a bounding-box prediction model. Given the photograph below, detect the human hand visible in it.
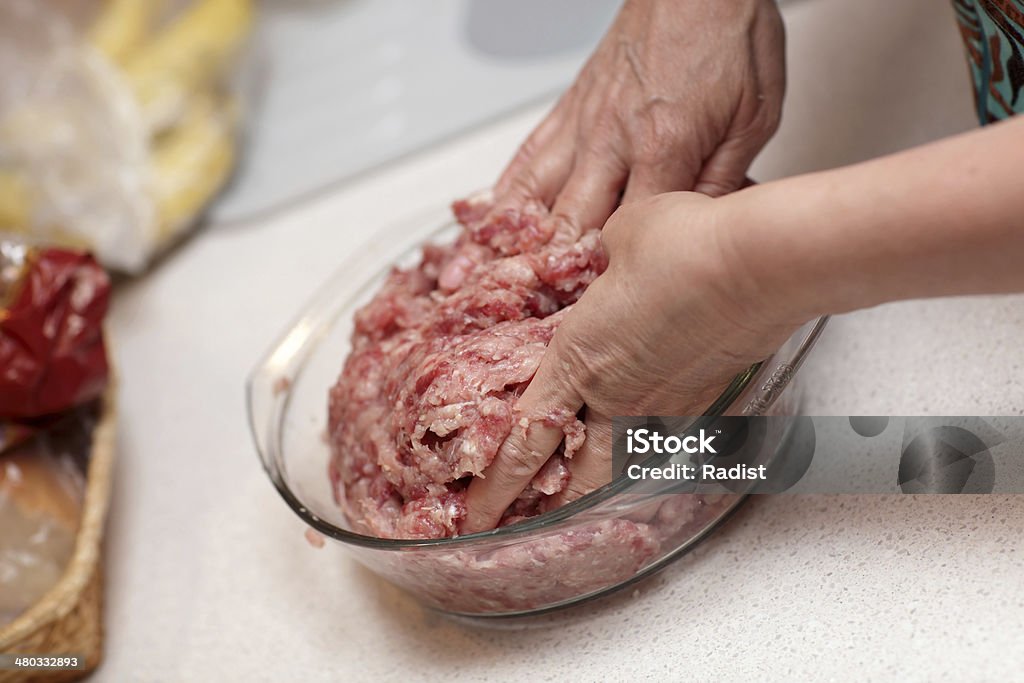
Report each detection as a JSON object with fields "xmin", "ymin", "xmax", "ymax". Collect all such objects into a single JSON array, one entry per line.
[
  {"xmin": 467, "ymin": 114, "xmax": 1024, "ymax": 533},
  {"xmin": 490, "ymin": 0, "xmax": 785, "ymax": 241},
  {"xmin": 461, "ymin": 192, "xmax": 804, "ymax": 533}
]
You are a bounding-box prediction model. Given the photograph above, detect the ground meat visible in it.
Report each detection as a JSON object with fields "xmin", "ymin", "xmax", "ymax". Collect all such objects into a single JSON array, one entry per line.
[
  {"xmin": 326, "ymin": 193, "xmax": 740, "ymax": 612},
  {"xmin": 327, "ymin": 193, "xmax": 607, "ymax": 539},
  {"xmin": 363, "ymin": 494, "xmax": 739, "ymax": 614}
]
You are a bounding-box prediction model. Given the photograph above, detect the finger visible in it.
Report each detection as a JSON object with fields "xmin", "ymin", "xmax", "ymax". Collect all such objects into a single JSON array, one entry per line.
[
  {"xmin": 621, "ymin": 153, "xmax": 702, "ymax": 205},
  {"xmin": 549, "ymin": 412, "xmax": 614, "ymax": 508},
  {"xmin": 495, "ymin": 106, "xmax": 562, "ymax": 195},
  {"xmin": 550, "ymin": 149, "xmax": 628, "ymax": 244},
  {"xmin": 462, "ymin": 349, "xmax": 585, "ymax": 534},
  {"xmin": 692, "ymin": 136, "xmax": 763, "ymax": 198},
  {"xmin": 490, "ymin": 128, "xmax": 576, "ymax": 212},
  {"xmin": 494, "ymin": 97, "xmax": 577, "ymax": 206}
]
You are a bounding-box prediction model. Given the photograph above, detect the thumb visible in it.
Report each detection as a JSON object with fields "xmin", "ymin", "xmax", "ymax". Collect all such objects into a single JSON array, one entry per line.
[{"xmin": 461, "ymin": 336, "xmax": 585, "ymax": 534}]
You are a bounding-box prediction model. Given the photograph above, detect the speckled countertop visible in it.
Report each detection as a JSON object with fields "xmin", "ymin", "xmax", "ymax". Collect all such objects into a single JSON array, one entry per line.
[{"xmin": 100, "ymin": 0, "xmax": 1024, "ymax": 680}]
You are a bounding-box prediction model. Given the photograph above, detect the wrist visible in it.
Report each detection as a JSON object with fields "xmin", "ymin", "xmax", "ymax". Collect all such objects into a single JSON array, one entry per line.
[
  {"xmin": 715, "ymin": 119, "xmax": 1024, "ymax": 334},
  {"xmin": 714, "ymin": 181, "xmax": 842, "ymax": 327}
]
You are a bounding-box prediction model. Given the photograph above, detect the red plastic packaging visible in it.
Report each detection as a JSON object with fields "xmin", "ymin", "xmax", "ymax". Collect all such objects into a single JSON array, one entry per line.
[{"xmin": 0, "ymin": 246, "xmax": 110, "ymax": 419}]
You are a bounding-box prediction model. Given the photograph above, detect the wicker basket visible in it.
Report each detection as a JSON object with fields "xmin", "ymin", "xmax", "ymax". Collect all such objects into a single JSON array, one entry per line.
[{"xmin": 0, "ymin": 386, "xmax": 117, "ymax": 682}]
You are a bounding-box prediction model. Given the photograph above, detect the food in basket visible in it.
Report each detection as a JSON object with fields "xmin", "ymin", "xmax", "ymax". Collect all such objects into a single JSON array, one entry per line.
[
  {"xmin": 0, "ymin": 239, "xmax": 109, "ymax": 627},
  {"xmin": 0, "ymin": 245, "xmax": 110, "ymax": 420},
  {"xmin": 0, "ymin": 445, "xmax": 85, "ymax": 626}
]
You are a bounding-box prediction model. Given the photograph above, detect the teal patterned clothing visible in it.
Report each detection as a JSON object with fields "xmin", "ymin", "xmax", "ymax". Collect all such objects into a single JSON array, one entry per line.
[{"xmin": 954, "ymin": 0, "xmax": 1024, "ymax": 123}]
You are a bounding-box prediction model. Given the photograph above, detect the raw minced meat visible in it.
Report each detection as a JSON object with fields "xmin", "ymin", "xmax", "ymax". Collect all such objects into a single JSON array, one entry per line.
[
  {"xmin": 326, "ymin": 193, "xmax": 739, "ymax": 612},
  {"xmin": 372, "ymin": 494, "xmax": 737, "ymax": 614},
  {"xmin": 327, "ymin": 193, "xmax": 606, "ymax": 539}
]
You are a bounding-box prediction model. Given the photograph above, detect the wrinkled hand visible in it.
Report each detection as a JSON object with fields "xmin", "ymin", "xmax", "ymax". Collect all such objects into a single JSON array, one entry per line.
[
  {"xmin": 491, "ymin": 0, "xmax": 785, "ymax": 240},
  {"xmin": 462, "ymin": 192, "xmax": 803, "ymax": 533}
]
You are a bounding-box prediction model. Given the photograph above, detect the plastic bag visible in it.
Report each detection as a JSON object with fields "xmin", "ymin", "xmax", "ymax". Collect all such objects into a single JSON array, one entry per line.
[
  {"xmin": 0, "ymin": 0, "xmax": 254, "ymax": 273},
  {"xmin": 0, "ymin": 403, "xmax": 94, "ymax": 626}
]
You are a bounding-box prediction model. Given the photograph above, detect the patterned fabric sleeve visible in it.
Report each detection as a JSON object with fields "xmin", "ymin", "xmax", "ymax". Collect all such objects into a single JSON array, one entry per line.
[{"xmin": 954, "ymin": 0, "xmax": 1024, "ymax": 123}]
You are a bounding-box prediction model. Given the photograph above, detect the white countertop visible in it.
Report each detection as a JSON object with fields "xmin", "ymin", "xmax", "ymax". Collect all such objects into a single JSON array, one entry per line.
[{"xmin": 99, "ymin": 1, "xmax": 1024, "ymax": 681}]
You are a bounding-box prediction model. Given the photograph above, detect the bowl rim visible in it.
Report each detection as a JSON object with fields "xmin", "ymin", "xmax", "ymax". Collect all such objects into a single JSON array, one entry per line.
[{"xmin": 247, "ymin": 207, "xmax": 829, "ymax": 551}]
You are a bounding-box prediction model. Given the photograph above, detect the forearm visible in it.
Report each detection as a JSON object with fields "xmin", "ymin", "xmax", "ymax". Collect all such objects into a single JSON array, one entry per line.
[{"xmin": 726, "ymin": 116, "xmax": 1024, "ymax": 322}]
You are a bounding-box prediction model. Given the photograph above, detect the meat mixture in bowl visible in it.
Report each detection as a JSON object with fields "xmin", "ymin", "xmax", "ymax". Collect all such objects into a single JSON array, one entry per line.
[
  {"xmin": 325, "ymin": 195, "xmax": 743, "ymax": 612},
  {"xmin": 327, "ymin": 194, "xmax": 607, "ymax": 539}
]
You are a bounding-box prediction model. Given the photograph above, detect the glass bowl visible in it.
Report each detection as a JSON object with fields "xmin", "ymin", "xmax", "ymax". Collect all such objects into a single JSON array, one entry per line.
[{"xmin": 247, "ymin": 205, "xmax": 828, "ymax": 617}]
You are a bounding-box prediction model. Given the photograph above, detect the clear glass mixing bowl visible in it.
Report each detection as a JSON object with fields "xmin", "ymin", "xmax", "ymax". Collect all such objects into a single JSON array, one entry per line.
[{"xmin": 247, "ymin": 205, "xmax": 828, "ymax": 617}]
